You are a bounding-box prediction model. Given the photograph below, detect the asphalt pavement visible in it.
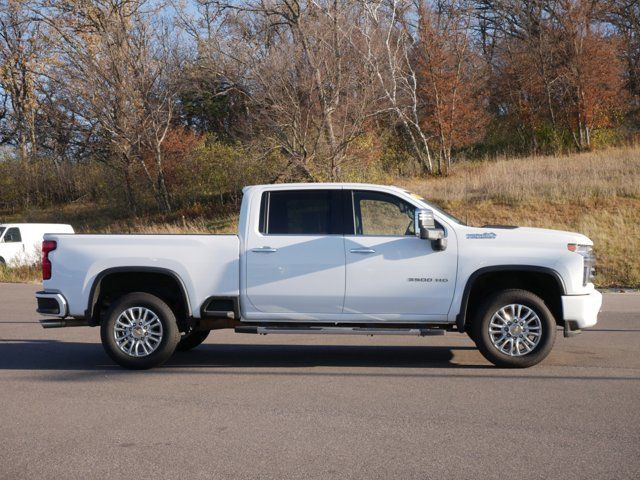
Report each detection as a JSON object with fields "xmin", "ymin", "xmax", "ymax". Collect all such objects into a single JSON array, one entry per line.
[{"xmin": 0, "ymin": 283, "xmax": 639, "ymax": 479}]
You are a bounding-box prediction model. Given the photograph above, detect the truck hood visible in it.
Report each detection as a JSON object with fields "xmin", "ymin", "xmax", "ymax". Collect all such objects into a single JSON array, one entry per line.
[{"xmin": 461, "ymin": 225, "xmax": 592, "ymax": 247}]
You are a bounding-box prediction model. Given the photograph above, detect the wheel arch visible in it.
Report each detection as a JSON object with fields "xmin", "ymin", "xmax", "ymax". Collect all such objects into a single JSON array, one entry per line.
[
  {"xmin": 456, "ymin": 265, "xmax": 565, "ymax": 333},
  {"xmin": 86, "ymin": 267, "xmax": 192, "ymax": 326}
]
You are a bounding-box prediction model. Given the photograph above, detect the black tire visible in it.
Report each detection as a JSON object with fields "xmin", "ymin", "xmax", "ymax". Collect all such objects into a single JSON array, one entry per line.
[
  {"xmin": 100, "ymin": 292, "xmax": 180, "ymax": 370},
  {"xmin": 176, "ymin": 329, "xmax": 210, "ymax": 351},
  {"xmin": 466, "ymin": 327, "xmax": 477, "ymax": 344},
  {"xmin": 472, "ymin": 289, "xmax": 556, "ymax": 368}
]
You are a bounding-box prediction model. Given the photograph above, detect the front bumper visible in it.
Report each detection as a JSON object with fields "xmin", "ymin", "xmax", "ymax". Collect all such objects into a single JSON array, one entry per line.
[
  {"xmin": 561, "ymin": 289, "xmax": 602, "ymax": 329},
  {"xmin": 36, "ymin": 291, "xmax": 68, "ymax": 317}
]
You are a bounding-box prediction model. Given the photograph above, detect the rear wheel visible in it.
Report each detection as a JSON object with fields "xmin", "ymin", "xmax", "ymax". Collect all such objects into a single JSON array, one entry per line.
[
  {"xmin": 466, "ymin": 328, "xmax": 477, "ymax": 344},
  {"xmin": 176, "ymin": 329, "xmax": 210, "ymax": 351},
  {"xmin": 100, "ymin": 292, "xmax": 180, "ymax": 369},
  {"xmin": 472, "ymin": 289, "xmax": 556, "ymax": 368}
]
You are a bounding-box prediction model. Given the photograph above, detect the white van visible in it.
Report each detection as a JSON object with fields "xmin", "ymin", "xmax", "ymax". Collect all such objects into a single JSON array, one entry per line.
[{"xmin": 0, "ymin": 223, "xmax": 74, "ymax": 266}]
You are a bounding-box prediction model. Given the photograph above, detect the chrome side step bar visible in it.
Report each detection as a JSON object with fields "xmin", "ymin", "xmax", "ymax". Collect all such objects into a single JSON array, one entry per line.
[
  {"xmin": 40, "ymin": 319, "xmax": 90, "ymax": 329},
  {"xmin": 235, "ymin": 326, "xmax": 446, "ymax": 336}
]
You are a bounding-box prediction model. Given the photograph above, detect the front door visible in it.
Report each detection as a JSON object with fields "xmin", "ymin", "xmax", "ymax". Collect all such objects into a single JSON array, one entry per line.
[
  {"xmin": 343, "ymin": 190, "xmax": 457, "ymax": 317},
  {"xmin": 245, "ymin": 189, "xmax": 346, "ymax": 314}
]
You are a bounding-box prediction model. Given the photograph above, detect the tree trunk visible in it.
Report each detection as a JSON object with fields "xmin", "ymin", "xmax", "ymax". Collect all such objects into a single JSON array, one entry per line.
[
  {"xmin": 155, "ymin": 145, "xmax": 171, "ymax": 213},
  {"xmin": 123, "ymin": 161, "xmax": 137, "ymax": 217},
  {"xmin": 18, "ymin": 129, "xmax": 30, "ymax": 207}
]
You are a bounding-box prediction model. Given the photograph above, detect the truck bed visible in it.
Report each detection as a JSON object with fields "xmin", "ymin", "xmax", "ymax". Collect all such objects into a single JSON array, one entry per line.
[{"xmin": 43, "ymin": 234, "xmax": 240, "ymax": 318}]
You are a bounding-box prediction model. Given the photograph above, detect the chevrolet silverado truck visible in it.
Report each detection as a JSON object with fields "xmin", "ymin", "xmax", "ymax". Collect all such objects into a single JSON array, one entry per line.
[{"xmin": 35, "ymin": 183, "xmax": 602, "ymax": 369}]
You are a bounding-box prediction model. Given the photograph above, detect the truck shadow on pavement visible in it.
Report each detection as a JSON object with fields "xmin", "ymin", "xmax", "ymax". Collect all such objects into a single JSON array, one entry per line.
[
  {"xmin": 0, "ymin": 339, "xmax": 487, "ymax": 370},
  {"xmin": 2, "ymin": 340, "xmax": 639, "ymax": 381}
]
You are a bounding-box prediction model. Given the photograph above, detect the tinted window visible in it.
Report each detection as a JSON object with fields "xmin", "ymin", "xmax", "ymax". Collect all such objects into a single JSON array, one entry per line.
[
  {"xmin": 3, "ymin": 227, "xmax": 22, "ymax": 243},
  {"xmin": 262, "ymin": 190, "xmax": 341, "ymax": 235},
  {"xmin": 353, "ymin": 191, "xmax": 415, "ymax": 236}
]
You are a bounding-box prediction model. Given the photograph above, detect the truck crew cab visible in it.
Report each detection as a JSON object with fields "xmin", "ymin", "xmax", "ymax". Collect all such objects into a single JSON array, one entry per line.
[{"xmin": 35, "ymin": 183, "xmax": 602, "ymax": 369}]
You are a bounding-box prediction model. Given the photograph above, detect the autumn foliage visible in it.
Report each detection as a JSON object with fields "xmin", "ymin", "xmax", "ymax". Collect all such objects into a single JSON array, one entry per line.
[
  {"xmin": 0, "ymin": 0, "xmax": 639, "ymax": 213},
  {"xmin": 415, "ymin": 4, "xmax": 488, "ymax": 174}
]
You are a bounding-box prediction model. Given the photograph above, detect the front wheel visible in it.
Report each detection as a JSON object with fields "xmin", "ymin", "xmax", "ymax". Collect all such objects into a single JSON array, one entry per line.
[
  {"xmin": 100, "ymin": 292, "xmax": 180, "ymax": 369},
  {"xmin": 472, "ymin": 289, "xmax": 556, "ymax": 368}
]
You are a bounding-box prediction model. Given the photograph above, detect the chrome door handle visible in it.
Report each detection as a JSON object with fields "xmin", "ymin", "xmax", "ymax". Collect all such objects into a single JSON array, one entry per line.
[
  {"xmin": 350, "ymin": 248, "xmax": 376, "ymax": 254},
  {"xmin": 252, "ymin": 247, "xmax": 278, "ymax": 253}
]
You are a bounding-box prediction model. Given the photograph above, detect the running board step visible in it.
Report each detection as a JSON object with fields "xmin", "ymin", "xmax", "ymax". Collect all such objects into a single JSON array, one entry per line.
[
  {"xmin": 235, "ymin": 326, "xmax": 445, "ymax": 336},
  {"xmin": 40, "ymin": 319, "xmax": 89, "ymax": 329}
]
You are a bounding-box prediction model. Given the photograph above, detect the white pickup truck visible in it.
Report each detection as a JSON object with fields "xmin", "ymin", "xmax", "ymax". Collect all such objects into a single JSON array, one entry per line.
[{"xmin": 36, "ymin": 183, "xmax": 601, "ymax": 369}]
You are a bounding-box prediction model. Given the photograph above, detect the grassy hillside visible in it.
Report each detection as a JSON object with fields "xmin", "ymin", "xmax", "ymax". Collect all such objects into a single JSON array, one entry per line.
[
  {"xmin": 2, "ymin": 146, "xmax": 639, "ymax": 287},
  {"xmin": 401, "ymin": 146, "xmax": 640, "ymax": 287}
]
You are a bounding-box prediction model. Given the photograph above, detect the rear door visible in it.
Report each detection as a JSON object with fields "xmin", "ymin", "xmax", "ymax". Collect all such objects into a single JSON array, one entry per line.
[{"xmin": 244, "ymin": 189, "xmax": 346, "ymax": 314}]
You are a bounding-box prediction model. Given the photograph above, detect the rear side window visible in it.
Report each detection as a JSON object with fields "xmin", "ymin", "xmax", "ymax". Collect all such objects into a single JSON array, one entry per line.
[
  {"xmin": 260, "ymin": 190, "xmax": 342, "ymax": 235},
  {"xmin": 3, "ymin": 227, "xmax": 22, "ymax": 243}
]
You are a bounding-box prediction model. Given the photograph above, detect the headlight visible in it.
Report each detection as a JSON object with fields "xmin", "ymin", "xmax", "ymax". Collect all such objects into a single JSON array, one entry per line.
[{"xmin": 568, "ymin": 244, "xmax": 595, "ymax": 285}]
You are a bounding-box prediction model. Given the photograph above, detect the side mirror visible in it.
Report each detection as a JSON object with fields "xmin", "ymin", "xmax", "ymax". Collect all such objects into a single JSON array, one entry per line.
[{"xmin": 414, "ymin": 208, "xmax": 447, "ymax": 251}]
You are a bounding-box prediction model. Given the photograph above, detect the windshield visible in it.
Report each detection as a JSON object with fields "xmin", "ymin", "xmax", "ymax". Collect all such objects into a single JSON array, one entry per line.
[
  {"xmin": 0, "ymin": 227, "xmax": 4, "ymax": 239},
  {"xmin": 402, "ymin": 190, "xmax": 467, "ymax": 226}
]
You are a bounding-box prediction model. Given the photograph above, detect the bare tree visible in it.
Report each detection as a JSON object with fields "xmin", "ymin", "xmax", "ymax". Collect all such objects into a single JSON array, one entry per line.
[
  {"xmin": 36, "ymin": 0, "xmax": 177, "ymax": 212},
  {"xmin": 473, "ymin": 1, "xmax": 566, "ymax": 150},
  {"xmin": 601, "ymin": 1, "xmax": 640, "ymax": 111},
  {"xmin": 176, "ymin": 0, "xmax": 385, "ymax": 181},
  {"xmin": 0, "ymin": 0, "xmax": 46, "ymax": 204},
  {"xmin": 137, "ymin": 25, "xmax": 178, "ymax": 212},
  {"xmin": 415, "ymin": 1, "xmax": 487, "ymax": 173},
  {"xmin": 359, "ymin": 0, "xmax": 437, "ymax": 174}
]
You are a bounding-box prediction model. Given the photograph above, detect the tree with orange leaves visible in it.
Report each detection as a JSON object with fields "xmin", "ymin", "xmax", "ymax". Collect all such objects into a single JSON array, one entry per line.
[
  {"xmin": 551, "ymin": 0, "xmax": 627, "ymax": 149},
  {"xmin": 414, "ymin": 1, "xmax": 488, "ymax": 174},
  {"xmin": 477, "ymin": 0, "xmax": 627, "ymax": 152}
]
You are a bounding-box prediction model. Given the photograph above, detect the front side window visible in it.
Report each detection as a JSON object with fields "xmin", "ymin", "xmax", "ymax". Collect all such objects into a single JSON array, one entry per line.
[
  {"xmin": 3, "ymin": 227, "xmax": 22, "ymax": 243},
  {"xmin": 353, "ymin": 191, "xmax": 416, "ymax": 236},
  {"xmin": 260, "ymin": 190, "xmax": 341, "ymax": 235}
]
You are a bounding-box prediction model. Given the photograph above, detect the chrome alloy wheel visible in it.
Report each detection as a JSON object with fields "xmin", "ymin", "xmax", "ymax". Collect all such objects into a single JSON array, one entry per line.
[
  {"xmin": 488, "ymin": 304, "xmax": 542, "ymax": 357},
  {"xmin": 113, "ymin": 307, "xmax": 163, "ymax": 357}
]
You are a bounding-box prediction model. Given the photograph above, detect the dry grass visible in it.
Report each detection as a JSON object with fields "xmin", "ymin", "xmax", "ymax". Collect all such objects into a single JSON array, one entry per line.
[
  {"xmin": 2, "ymin": 204, "xmax": 239, "ymax": 234},
  {"xmin": 401, "ymin": 145, "xmax": 639, "ymax": 204},
  {"xmin": 399, "ymin": 145, "xmax": 640, "ymax": 287},
  {"xmin": 94, "ymin": 216, "xmax": 237, "ymax": 235},
  {"xmin": 0, "ymin": 263, "xmax": 42, "ymax": 284}
]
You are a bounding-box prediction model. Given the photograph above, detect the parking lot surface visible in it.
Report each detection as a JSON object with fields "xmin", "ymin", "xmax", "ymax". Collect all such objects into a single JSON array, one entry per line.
[{"xmin": 1, "ymin": 283, "xmax": 639, "ymax": 479}]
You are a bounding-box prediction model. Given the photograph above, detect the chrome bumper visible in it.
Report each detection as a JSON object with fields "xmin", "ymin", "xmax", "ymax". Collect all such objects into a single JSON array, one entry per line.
[{"xmin": 35, "ymin": 291, "xmax": 68, "ymax": 318}]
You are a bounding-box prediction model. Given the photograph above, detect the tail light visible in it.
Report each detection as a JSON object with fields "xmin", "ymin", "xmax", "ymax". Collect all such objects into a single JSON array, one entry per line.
[{"xmin": 42, "ymin": 240, "xmax": 57, "ymax": 280}]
